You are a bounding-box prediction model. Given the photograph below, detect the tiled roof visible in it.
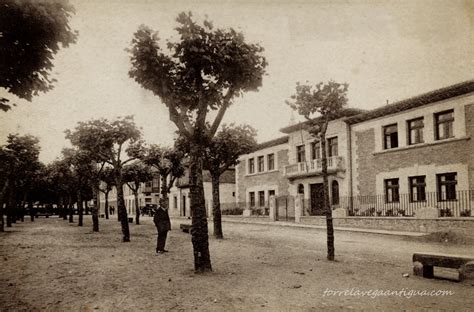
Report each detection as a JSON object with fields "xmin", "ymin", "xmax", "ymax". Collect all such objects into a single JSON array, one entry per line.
[
  {"xmin": 252, "ymin": 136, "xmax": 289, "ymax": 151},
  {"xmin": 346, "ymin": 80, "xmax": 474, "ymax": 124},
  {"xmin": 279, "ymin": 108, "xmax": 365, "ymax": 133}
]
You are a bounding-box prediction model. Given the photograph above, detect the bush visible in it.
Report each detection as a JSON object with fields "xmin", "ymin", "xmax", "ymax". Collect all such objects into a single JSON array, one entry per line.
[
  {"xmin": 439, "ymin": 208, "xmax": 453, "ymax": 217},
  {"xmin": 385, "ymin": 209, "xmax": 394, "ymax": 217},
  {"xmin": 222, "ymin": 207, "xmax": 244, "ymax": 215},
  {"xmin": 460, "ymin": 210, "xmax": 471, "ymax": 217}
]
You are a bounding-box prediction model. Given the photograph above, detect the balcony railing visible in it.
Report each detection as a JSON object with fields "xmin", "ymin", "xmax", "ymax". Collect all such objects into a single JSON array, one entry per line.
[{"xmin": 284, "ymin": 156, "xmax": 344, "ymax": 177}]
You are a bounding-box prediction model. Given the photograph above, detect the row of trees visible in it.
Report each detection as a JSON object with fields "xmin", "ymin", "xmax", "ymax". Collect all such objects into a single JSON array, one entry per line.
[{"xmin": 1, "ymin": 2, "xmax": 349, "ymax": 271}]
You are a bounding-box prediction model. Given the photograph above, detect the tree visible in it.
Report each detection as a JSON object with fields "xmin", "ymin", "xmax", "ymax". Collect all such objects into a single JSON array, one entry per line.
[
  {"xmin": 0, "ymin": 0, "xmax": 78, "ymax": 112},
  {"xmin": 123, "ymin": 163, "xmax": 153, "ymax": 225},
  {"xmin": 128, "ymin": 12, "xmax": 267, "ymax": 272},
  {"xmin": 0, "ymin": 134, "xmax": 41, "ymax": 229},
  {"xmin": 140, "ymin": 145, "xmax": 184, "ymax": 214},
  {"xmin": 66, "ymin": 116, "xmax": 144, "ymax": 242},
  {"xmin": 62, "ymin": 148, "xmax": 96, "ymax": 227},
  {"xmin": 286, "ymin": 81, "xmax": 349, "ymax": 261},
  {"xmin": 99, "ymin": 167, "xmax": 115, "ymax": 220},
  {"xmin": 203, "ymin": 124, "xmax": 257, "ymax": 239}
]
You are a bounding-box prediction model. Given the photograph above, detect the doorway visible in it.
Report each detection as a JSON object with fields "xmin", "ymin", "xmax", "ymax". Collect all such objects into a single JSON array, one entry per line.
[{"xmin": 310, "ymin": 183, "xmax": 325, "ymax": 216}]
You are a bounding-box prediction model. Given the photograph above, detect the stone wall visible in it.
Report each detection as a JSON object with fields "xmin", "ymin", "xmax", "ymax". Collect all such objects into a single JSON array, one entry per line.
[{"xmin": 300, "ymin": 216, "xmax": 474, "ymax": 237}]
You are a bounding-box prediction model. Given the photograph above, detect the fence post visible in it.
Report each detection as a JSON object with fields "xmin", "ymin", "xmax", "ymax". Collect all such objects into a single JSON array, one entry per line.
[
  {"xmin": 269, "ymin": 195, "xmax": 277, "ymax": 222},
  {"xmin": 295, "ymin": 194, "xmax": 303, "ymax": 223}
]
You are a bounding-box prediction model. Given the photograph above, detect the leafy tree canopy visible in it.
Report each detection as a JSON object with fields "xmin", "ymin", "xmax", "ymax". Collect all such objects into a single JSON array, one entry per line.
[
  {"xmin": 286, "ymin": 81, "xmax": 349, "ymax": 133},
  {"xmin": 122, "ymin": 162, "xmax": 153, "ymax": 191},
  {"xmin": 65, "ymin": 116, "xmax": 144, "ymax": 167},
  {"xmin": 204, "ymin": 123, "xmax": 257, "ymax": 174},
  {"xmin": 141, "ymin": 144, "xmax": 184, "ymax": 179},
  {"xmin": 0, "ymin": 0, "xmax": 78, "ymax": 111},
  {"xmin": 128, "ymin": 11, "xmax": 267, "ymax": 139}
]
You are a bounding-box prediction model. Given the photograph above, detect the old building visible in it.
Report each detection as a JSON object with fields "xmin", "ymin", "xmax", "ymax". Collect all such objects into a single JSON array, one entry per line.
[
  {"xmin": 346, "ymin": 80, "xmax": 474, "ymax": 217},
  {"xmin": 236, "ymin": 136, "xmax": 290, "ymax": 217},
  {"xmin": 168, "ymin": 168, "xmax": 236, "ymax": 217},
  {"xmin": 235, "ymin": 80, "xmax": 474, "ymax": 224}
]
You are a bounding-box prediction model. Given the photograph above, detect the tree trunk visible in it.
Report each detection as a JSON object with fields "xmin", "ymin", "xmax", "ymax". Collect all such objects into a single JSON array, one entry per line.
[
  {"xmin": 7, "ymin": 187, "xmax": 14, "ymax": 227},
  {"xmin": 92, "ymin": 183, "xmax": 100, "ymax": 232},
  {"xmin": 159, "ymin": 174, "xmax": 169, "ymax": 210},
  {"xmin": 320, "ymin": 128, "xmax": 335, "ymax": 261},
  {"xmin": 211, "ymin": 173, "xmax": 223, "ymax": 239},
  {"xmin": 77, "ymin": 190, "xmax": 84, "ymax": 226},
  {"xmin": 189, "ymin": 145, "xmax": 212, "ymax": 272},
  {"xmin": 68, "ymin": 195, "xmax": 74, "ymax": 223},
  {"xmin": 28, "ymin": 201, "xmax": 34, "ymax": 222},
  {"xmin": 85, "ymin": 201, "xmax": 89, "ymax": 215},
  {"xmin": 0, "ymin": 179, "xmax": 9, "ymax": 232},
  {"xmin": 105, "ymin": 191, "xmax": 109, "ymax": 220},
  {"xmin": 134, "ymin": 191, "xmax": 140, "ymax": 225},
  {"xmin": 115, "ymin": 175, "xmax": 130, "ymax": 242}
]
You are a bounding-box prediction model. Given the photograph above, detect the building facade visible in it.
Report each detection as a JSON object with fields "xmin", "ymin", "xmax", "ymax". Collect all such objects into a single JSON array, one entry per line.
[
  {"xmin": 235, "ymin": 80, "xmax": 474, "ymax": 220},
  {"xmin": 236, "ymin": 137, "xmax": 290, "ymax": 217}
]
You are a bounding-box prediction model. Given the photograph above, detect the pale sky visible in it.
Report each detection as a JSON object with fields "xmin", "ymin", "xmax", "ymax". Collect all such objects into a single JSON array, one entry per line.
[{"xmin": 1, "ymin": 0, "xmax": 473, "ymax": 163}]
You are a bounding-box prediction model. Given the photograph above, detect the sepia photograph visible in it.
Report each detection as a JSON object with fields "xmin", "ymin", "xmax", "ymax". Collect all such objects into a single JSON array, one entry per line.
[{"xmin": 1, "ymin": 0, "xmax": 473, "ymax": 311}]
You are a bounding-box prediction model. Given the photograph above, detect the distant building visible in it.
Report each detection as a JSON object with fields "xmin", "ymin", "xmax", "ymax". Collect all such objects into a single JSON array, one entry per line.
[{"xmin": 168, "ymin": 168, "xmax": 236, "ymax": 217}]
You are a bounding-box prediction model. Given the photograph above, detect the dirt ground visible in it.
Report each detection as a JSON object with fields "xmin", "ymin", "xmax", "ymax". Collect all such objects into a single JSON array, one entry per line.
[{"xmin": 0, "ymin": 216, "xmax": 473, "ymax": 312}]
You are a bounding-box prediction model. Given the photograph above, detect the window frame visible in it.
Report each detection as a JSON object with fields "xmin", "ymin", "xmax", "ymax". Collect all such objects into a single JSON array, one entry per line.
[
  {"xmin": 437, "ymin": 172, "xmax": 457, "ymax": 201},
  {"xmin": 267, "ymin": 153, "xmax": 275, "ymax": 171},
  {"xmin": 249, "ymin": 192, "xmax": 255, "ymax": 207},
  {"xmin": 409, "ymin": 176, "xmax": 426, "ymax": 202},
  {"xmin": 383, "ymin": 124, "xmax": 399, "ymax": 149},
  {"xmin": 407, "ymin": 117, "xmax": 424, "ymax": 145},
  {"xmin": 258, "ymin": 191, "xmax": 265, "ymax": 207},
  {"xmin": 384, "ymin": 178, "xmax": 400, "ymax": 203},
  {"xmin": 327, "ymin": 137, "xmax": 338, "ymax": 157},
  {"xmin": 434, "ymin": 109, "xmax": 454, "ymax": 140},
  {"xmin": 311, "ymin": 141, "xmax": 321, "ymax": 160},
  {"xmin": 296, "ymin": 145, "xmax": 306, "ymax": 163},
  {"xmin": 257, "ymin": 155, "xmax": 265, "ymax": 172},
  {"xmin": 248, "ymin": 158, "xmax": 255, "ymax": 174}
]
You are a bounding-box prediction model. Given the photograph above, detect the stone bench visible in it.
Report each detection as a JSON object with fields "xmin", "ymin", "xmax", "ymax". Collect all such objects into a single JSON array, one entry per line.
[
  {"xmin": 413, "ymin": 252, "xmax": 474, "ymax": 282},
  {"xmin": 180, "ymin": 224, "xmax": 192, "ymax": 233}
]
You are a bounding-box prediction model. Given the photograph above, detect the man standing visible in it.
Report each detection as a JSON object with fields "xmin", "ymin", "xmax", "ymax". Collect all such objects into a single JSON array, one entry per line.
[{"xmin": 153, "ymin": 206, "xmax": 171, "ymax": 254}]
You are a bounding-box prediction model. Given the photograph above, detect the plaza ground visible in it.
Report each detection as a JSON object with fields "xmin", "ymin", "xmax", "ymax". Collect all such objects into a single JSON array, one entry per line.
[{"xmin": 0, "ymin": 216, "xmax": 473, "ymax": 311}]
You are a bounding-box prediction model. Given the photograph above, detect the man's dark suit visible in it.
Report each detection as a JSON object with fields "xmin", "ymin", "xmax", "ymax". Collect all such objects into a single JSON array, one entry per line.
[{"xmin": 153, "ymin": 208, "xmax": 171, "ymax": 253}]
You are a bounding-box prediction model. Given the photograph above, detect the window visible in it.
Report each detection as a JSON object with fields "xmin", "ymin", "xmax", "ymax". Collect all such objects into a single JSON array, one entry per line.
[
  {"xmin": 327, "ymin": 137, "xmax": 338, "ymax": 157},
  {"xmin": 435, "ymin": 110, "xmax": 454, "ymax": 140},
  {"xmin": 267, "ymin": 154, "xmax": 275, "ymax": 171},
  {"xmin": 258, "ymin": 191, "xmax": 265, "ymax": 207},
  {"xmin": 437, "ymin": 173, "xmax": 457, "ymax": 201},
  {"xmin": 232, "ymin": 192, "xmax": 235, "ymax": 197},
  {"xmin": 268, "ymin": 190, "xmax": 275, "ymax": 198},
  {"xmin": 311, "ymin": 141, "xmax": 321, "ymax": 160},
  {"xmin": 248, "ymin": 158, "xmax": 255, "ymax": 174},
  {"xmin": 174, "ymin": 196, "xmax": 178, "ymax": 209},
  {"xmin": 409, "ymin": 176, "xmax": 426, "ymax": 202},
  {"xmin": 331, "ymin": 180, "xmax": 339, "ymax": 205},
  {"xmin": 383, "ymin": 124, "xmax": 398, "ymax": 149},
  {"xmin": 407, "ymin": 118, "xmax": 424, "ymax": 145},
  {"xmin": 152, "ymin": 176, "xmax": 160, "ymax": 192},
  {"xmin": 385, "ymin": 178, "xmax": 399, "ymax": 203},
  {"xmin": 258, "ymin": 156, "xmax": 264, "ymax": 172},
  {"xmin": 249, "ymin": 192, "xmax": 255, "ymax": 207},
  {"xmin": 297, "ymin": 145, "xmax": 306, "ymax": 162},
  {"xmin": 145, "ymin": 198, "xmax": 152, "ymax": 203},
  {"xmin": 297, "ymin": 184, "xmax": 304, "ymax": 194}
]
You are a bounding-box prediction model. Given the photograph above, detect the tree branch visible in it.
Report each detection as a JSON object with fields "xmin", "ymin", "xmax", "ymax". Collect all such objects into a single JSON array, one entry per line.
[{"xmin": 209, "ymin": 88, "xmax": 235, "ymax": 137}]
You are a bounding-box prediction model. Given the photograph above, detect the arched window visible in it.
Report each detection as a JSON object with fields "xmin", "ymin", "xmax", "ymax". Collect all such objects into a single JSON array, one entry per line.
[
  {"xmin": 298, "ymin": 184, "xmax": 305, "ymax": 194},
  {"xmin": 331, "ymin": 180, "xmax": 339, "ymax": 205}
]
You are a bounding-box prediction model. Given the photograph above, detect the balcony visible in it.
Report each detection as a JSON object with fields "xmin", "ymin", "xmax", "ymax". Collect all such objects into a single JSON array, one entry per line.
[{"xmin": 284, "ymin": 156, "xmax": 345, "ymax": 178}]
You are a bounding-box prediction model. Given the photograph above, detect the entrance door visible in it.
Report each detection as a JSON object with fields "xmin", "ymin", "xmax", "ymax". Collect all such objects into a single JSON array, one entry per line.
[
  {"xmin": 310, "ymin": 183, "xmax": 325, "ymax": 216},
  {"xmin": 182, "ymin": 195, "xmax": 186, "ymax": 216}
]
